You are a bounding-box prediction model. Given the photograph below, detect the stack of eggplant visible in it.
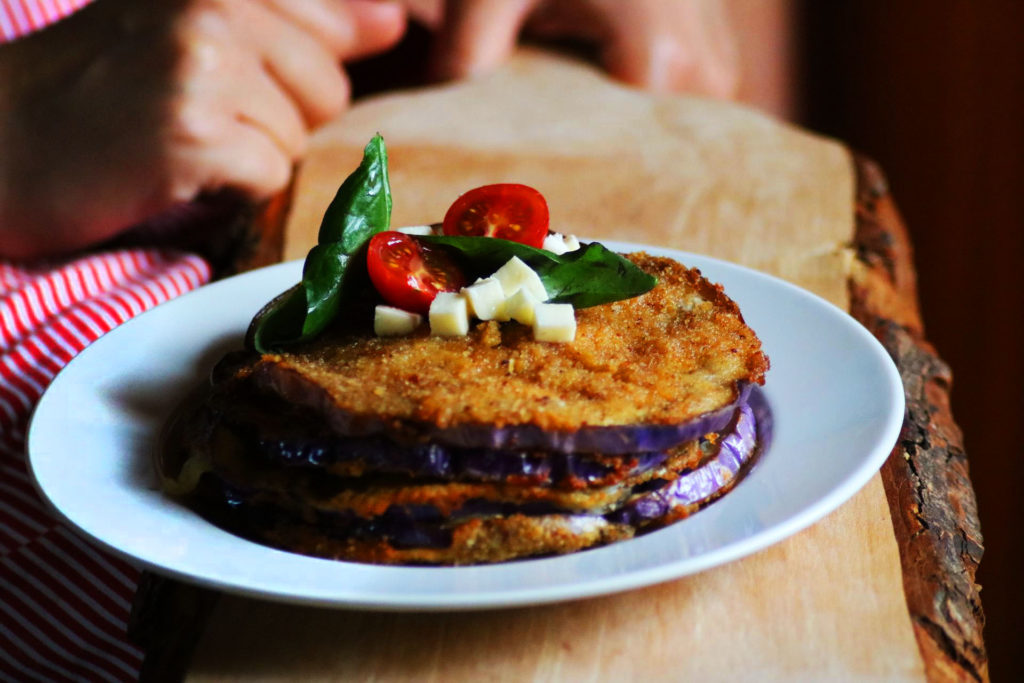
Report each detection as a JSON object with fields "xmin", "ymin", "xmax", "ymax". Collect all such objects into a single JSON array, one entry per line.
[{"xmin": 158, "ymin": 255, "xmax": 770, "ymax": 565}]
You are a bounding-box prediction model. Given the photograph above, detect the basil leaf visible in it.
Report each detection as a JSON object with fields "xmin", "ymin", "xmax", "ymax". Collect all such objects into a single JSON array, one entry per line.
[
  {"xmin": 420, "ymin": 236, "xmax": 656, "ymax": 308},
  {"xmin": 418, "ymin": 235, "xmax": 558, "ymax": 272},
  {"xmin": 250, "ymin": 134, "xmax": 391, "ymax": 352},
  {"xmin": 542, "ymin": 242, "xmax": 659, "ymax": 308},
  {"xmin": 247, "ymin": 284, "xmax": 306, "ymax": 352},
  {"xmin": 318, "ymin": 134, "xmax": 392, "ymax": 250},
  {"xmin": 300, "ymin": 242, "xmax": 349, "ymax": 336}
]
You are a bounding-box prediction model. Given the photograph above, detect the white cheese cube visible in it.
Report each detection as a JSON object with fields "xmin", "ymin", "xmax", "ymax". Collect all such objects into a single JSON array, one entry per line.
[
  {"xmin": 493, "ymin": 256, "xmax": 548, "ymax": 301},
  {"xmin": 543, "ymin": 232, "xmax": 582, "ymax": 254},
  {"xmin": 505, "ymin": 287, "xmax": 540, "ymax": 326},
  {"xmin": 395, "ymin": 225, "xmax": 435, "ymax": 236},
  {"xmin": 542, "ymin": 233, "xmax": 570, "ymax": 255},
  {"xmin": 374, "ymin": 305, "xmax": 422, "ymax": 336},
  {"xmin": 532, "ymin": 303, "xmax": 576, "ymax": 342},
  {"xmin": 429, "ymin": 292, "xmax": 469, "ymax": 336},
  {"xmin": 461, "ymin": 277, "xmax": 507, "ymax": 321}
]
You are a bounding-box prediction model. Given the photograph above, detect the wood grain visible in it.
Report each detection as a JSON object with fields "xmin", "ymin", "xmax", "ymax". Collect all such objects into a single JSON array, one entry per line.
[
  {"xmin": 850, "ymin": 159, "xmax": 987, "ymax": 682},
  {"xmin": 175, "ymin": 51, "xmax": 928, "ymax": 681},
  {"xmin": 284, "ymin": 52, "xmax": 854, "ymax": 311},
  {"xmin": 188, "ymin": 483, "xmax": 919, "ymax": 682},
  {"xmin": 136, "ymin": 153, "xmax": 988, "ymax": 683}
]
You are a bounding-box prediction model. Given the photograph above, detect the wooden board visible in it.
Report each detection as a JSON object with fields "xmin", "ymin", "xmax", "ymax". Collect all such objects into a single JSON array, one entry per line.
[
  {"xmin": 850, "ymin": 159, "xmax": 987, "ymax": 682},
  {"xmin": 181, "ymin": 51, "xmax": 927, "ymax": 680},
  {"xmin": 283, "ymin": 51, "xmax": 854, "ymax": 309}
]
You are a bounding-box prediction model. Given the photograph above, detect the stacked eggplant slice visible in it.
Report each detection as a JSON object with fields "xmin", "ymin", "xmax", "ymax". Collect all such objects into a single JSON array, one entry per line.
[{"xmin": 159, "ymin": 255, "xmax": 771, "ymax": 565}]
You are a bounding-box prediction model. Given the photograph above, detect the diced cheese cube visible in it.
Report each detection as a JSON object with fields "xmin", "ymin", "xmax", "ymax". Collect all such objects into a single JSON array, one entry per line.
[
  {"xmin": 461, "ymin": 277, "xmax": 507, "ymax": 321},
  {"xmin": 532, "ymin": 303, "xmax": 576, "ymax": 342},
  {"xmin": 395, "ymin": 225, "xmax": 435, "ymax": 236},
  {"xmin": 493, "ymin": 256, "xmax": 548, "ymax": 301},
  {"xmin": 542, "ymin": 232, "xmax": 582, "ymax": 254},
  {"xmin": 374, "ymin": 305, "xmax": 422, "ymax": 336},
  {"xmin": 542, "ymin": 233, "xmax": 570, "ymax": 255},
  {"xmin": 429, "ymin": 292, "xmax": 469, "ymax": 336},
  {"xmin": 505, "ymin": 287, "xmax": 540, "ymax": 326}
]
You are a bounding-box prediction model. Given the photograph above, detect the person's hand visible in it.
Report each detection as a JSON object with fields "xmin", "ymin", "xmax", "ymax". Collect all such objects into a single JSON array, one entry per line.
[
  {"xmin": 427, "ymin": 0, "xmax": 739, "ymax": 96},
  {"xmin": 0, "ymin": 0, "xmax": 406, "ymax": 259}
]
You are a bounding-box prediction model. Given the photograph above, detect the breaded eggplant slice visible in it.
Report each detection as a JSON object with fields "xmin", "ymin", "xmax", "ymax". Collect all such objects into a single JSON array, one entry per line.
[
  {"xmin": 188, "ymin": 384, "xmax": 673, "ymax": 489},
  {"xmin": 248, "ymin": 254, "xmax": 768, "ymax": 453},
  {"xmin": 257, "ymin": 515, "xmax": 634, "ymax": 566},
  {"xmin": 201, "ymin": 437, "xmax": 705, "ymax": 518},
  {"xmin": 188, "ymin": 401, "xmax": 760, "ymax": 565}
]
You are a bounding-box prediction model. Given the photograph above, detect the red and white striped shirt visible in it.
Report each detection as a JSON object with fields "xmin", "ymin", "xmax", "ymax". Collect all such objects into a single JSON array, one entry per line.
[
  {"xmin": 1, "ymin": 251, "xmax": 212, "ymax": 680},
  {"xmin": 2, "ymin": 3, "xmax": 215, "ymax": 680},
  {"xmin": 0, "ymin": 0, "xmax": 92, "ymax": 42}
]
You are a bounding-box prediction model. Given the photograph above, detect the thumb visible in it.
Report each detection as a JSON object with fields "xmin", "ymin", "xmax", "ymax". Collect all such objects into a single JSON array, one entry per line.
[
  {"xmin": 430, "ymin": 0, "xmax": 538, "ymax": 81},
  {"xmin": 596, "ymin": 0, "xmax": 739, "ymax": 97}
]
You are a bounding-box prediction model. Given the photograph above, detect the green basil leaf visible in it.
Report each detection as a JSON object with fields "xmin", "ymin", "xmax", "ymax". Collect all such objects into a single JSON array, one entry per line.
[
  {"xmin": 247, "ymin": 284, "xmax": 306, "ymax": 353},
  {"xmin": 318, "ymin": 134, "xmax": 392, "ymax": 249},
  {"xmin": 541, "ymin": 242, "xmax": 659, "ymax": 308},
  {"xmin": 250, "ymin": 134, "xmax": 391, "ymax": 353},
  {"xmin": 300, "ymin": 242, "xmax": 349, "ymax": 337},
  {"xmin": 420, "ymin": 235, "xmax": 657, "ymax": 308},
  {"xmin": 418, "ymin": 235, "xmax": 558, "ymax": 273}
]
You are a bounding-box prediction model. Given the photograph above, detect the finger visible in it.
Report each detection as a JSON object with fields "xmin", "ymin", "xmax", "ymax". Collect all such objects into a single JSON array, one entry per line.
[
  {"xmin": 342, "ymin": 0, "xmax": 409, "ymax": 60},
  {"xmin": 183, "ymin": 120, "xmax": 294, "ymax": 200},
  {"xmin": 262, "ymin": 0, "xmax": 407, "ymax": 60},
  {"xmin": 598, "ymin": 0, "xmax": 739, "ymax": 96},
  {"xmin": 243, "ymin": 1, "xmax": 354, "ymax": 126},
  {"xmin": 403, "ymin": 0, "xmax": 444, "ymax": 29},
  {"xmin": 691, "ymin": 1, "xmax": 741, "ymax": 97},
  {"xmin": 233, "ymin": 63, "xmax": 309, "ymax": 161},
  {"xmin": 171, "ymin": 26, "xmax": 309, "ymax": 160},
  {"xmin": 430, "ymin": 0, "xmax": 538, "ymax": 80},
  {"xmin": 602, "ymin": 30, "xmax": 687, "ymax": 93}
]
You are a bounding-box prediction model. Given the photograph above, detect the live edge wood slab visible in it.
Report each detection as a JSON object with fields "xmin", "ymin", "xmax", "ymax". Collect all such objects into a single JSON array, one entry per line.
[
  {"xmin": 851, "ymin": 159, "xmax": 986, "ymax": 682},
  {"xmin": 129, "ymin": 52, "xmax": 986, "ymax": 682}
]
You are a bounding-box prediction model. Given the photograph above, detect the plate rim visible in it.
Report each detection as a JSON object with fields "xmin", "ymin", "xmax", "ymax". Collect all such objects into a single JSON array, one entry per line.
[{"xmin": 26, "ymin": 242, "xmax": 905, "ymax": 610}]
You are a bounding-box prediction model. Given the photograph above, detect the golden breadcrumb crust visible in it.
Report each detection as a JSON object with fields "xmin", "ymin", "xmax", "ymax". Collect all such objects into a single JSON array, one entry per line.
[
  {"xmin": 255, "ymin": 253, "xmax": 768, "ymax": 433},
  {"xmin": 204, "ymin": 425, "xmax": 704, "ymax": 517},
  {"xmin": 258, "ymin": 514, "xmax": 634, "ymax": 565}
]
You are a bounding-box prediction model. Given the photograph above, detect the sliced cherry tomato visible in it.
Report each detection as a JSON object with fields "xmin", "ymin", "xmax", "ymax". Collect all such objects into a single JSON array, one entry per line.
[
  {"xmin": 366, "ymin": 231, "xmax": 466, "ymax": 314},
  {"xmin": 442, "ymin": 183, "xmax": 548, "ymax": 247}
]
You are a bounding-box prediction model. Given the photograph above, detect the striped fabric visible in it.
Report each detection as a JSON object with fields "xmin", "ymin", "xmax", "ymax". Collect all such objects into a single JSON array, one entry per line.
[
  {"xmin": 0, "ymin": 0, "xmax": 92, "ymax": 42},
  {"xmin": 0, "ymin": 250, "xmax": 212, "ymax": 680},
  {"xmin": 2, "ymin": 4, "xmax": 217, "ymax": 679}
]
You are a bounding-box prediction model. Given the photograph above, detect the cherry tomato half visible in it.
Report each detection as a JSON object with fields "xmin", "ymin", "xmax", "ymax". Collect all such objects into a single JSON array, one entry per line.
[
  {"xmin": 442, "ymin": 183, "xmax": 549, "ymax": 248},
  {"xmin": 366, "ymin": 231, "xmax": 466, "ymax": 314}
]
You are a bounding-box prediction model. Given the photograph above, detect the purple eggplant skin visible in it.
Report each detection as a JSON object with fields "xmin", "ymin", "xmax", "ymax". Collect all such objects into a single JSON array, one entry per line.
[
  {"xmin": 212, "ymin": 394, "xmax": 675, "ymax": 486},
  {"xmin": 606, "ymin": 389, "xmax": 767, "ymax": 527},
  {"xmin": 258, "ymin": 363, "xmax": 753, "ymax": 455},
  {"xmin": 398, "ymin": 382, "xmax": 752, "ymax": 455},
  {"xmin": 242, "ymin": 431, "xmax": 670, "ymax": 487},
  {"xmin": 194, "ymin": 390, "xmax": 771, "ymax": 551},
  {"xmin": 193, "ymin": 477, "xmax": 459, "ymax": 550},
  {"xmin": 208, "ymin": 379, "xmax": 674, "ymax": 486},
  {"xmin": 433, "ymin": 383, "xmax": 754, "ymax": 454}
]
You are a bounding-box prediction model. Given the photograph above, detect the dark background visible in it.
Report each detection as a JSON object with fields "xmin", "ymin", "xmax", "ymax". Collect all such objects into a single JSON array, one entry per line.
[{"xmin": 797, "ymin": 3, "xmax": 1022, "ymax": 680}]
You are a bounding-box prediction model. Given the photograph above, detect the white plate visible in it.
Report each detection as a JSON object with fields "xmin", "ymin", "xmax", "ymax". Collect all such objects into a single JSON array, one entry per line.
[{"xmin": 27, "ymin": 242, "xmax": 904, "ymax": 611}]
